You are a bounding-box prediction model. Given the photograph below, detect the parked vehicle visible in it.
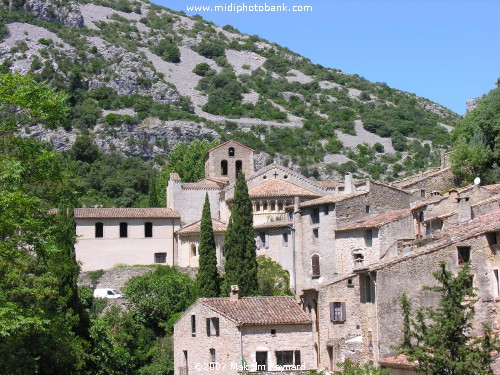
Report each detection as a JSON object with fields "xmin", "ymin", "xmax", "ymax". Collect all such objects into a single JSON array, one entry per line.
[{"xmin": 93, "ymin": 288, "xmax": 123, "ymax": 299}]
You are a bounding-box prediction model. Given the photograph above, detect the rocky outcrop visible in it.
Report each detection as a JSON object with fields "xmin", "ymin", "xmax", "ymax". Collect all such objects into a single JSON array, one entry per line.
[
  {"xmin": 1, "ymin": 0, "xmax": 84, "ymax": 28},
  {"xmin": 466, "ymin": 97, "xmax": 480, "ymax": 113}
]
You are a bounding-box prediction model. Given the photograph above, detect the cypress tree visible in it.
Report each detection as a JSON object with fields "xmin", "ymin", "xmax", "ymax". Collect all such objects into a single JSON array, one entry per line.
[
  {"xmin": 222, "ymin": 172, "xmax": 258, "ymax": 297},
  {"xmin": 195, "ymin": 193, "xmax": 220, "ymax": 297},
  {"xmin": 148, "ymin": 174, "xmax": 159, "ymax": 208}
]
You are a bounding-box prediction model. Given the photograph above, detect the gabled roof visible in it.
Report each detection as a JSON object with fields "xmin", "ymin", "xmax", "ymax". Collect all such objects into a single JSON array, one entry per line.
[
  {"xmin": 176, "ymin": 218, "xmax": 227, "ymax": 235},
  {"xmin": 471, "ymin": 194, "xmax": 500, "ymax": 208},
  {"xmin": 335, "ymin": 209, "xmax": 412, "ymax": 231},
  {"xmin": 298, "ymin": 192, "xmax": 368, "ymax": 209},
  {"xmin": 248, "ymin": 179, "xmax": 321, "ymax": 199},
  {"xmin": 482, "ymin": 184, "xmax": 500, "ymax": 191},
  {"xmin": 74, "ymin": 208, "xmax": 180, "ymax": 219},
  {"xmin": 200, "ymin": 296, "xmax": 311, "ymax": 326},
  {"xmin": 254, "ymin": 220, "xmax": 293, "ymax": 230},
  {"xmin": 206, "ymin": 140, "xmax": 254, "ymax": 155}
]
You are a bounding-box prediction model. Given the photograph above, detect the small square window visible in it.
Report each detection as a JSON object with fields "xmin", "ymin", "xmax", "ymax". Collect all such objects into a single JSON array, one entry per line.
[
  {"xmin": 154, "ymin": 252, "xmax": 166, "ymax": 263},
  {"xmin": 271, "ymin": 329, "xmax": 276, "ymax": 336},
  {"xmin": 347, "ymin": 278, "xmax": 354, "ymax": 287},
  {"xmin": 457, "ymin": 247, "xmax": 471, "ymax": 265},
  {"xmin": 330, "ymin": 302, "xmax": 346, "ymax": 322},
  {"xmin": 364, "ymin": 229, "xmax": 373, "ymax": 247},
  {"xmin": 312, "ymin": 208, "xmax": 320, "ymax": 224}
]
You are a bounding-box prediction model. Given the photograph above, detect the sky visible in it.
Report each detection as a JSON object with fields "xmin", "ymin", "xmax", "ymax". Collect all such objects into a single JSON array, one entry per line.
[{"xmin": 152, "ymin": 0, "xmax": 500, "ymax": 114}]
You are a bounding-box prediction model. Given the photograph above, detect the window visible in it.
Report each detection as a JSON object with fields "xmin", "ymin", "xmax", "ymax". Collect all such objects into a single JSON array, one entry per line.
[
  {"xmin": 465, "ymin": 275, "xmax": 474, "ymax": 289},
  {"xmin": 191, "ymin": 244, "xmax": 197, "ymax": 257},
  {"xmin": 366, "ymin": 205, "xmax": 371, "ymax": 214},
  {"xmin": 154, "ymin": 252, "xmax": 166, "ymax": 263},
  {"xmin": 271, "ymin": 202, "xmax": 276, "ymax": 211},
  {"xmin": 256, "ymin": 352, "xmax": 268, "ymax": 371},
  {"xmin": 209, "ymin": 348, "xmax": 216, "ymax": 363},
  {"xmin": 313, "ymin": 228, "xmax": 319, "ymax": 244},
  {"xmin": 420, "ymin": 189, "xmax": 426, "ymax": 198},
  {"xmin": 119, "ymin": 222, "xmax": 128, "ymax": 238},
  {"xmin": 457, "ymin": 246, "xmax": 471, "ymax": 265},
  {"xmin": 221, "ymin": 160, "xmax": 228, "ymax": 176},
  {"xmin": 494, "ymin": 270, "xmax": 499, "ymax": 298},
  {"xmin": 330, "ymin": 302, "xmax": 346, "ymax": 322},
  {"xmin": 235, "ymin": 160, "xmax": 242, "ymax": 179},
  {"xmin": 360, "ymin": 273, "xmax": 376, "ymax": 303},
  {"xmin": 278, "ymin": 202, "xmax": 284, "ymax": 211},
  {"xmin": 486, "ymin": 232, "xmax": 498, "ymax": 246},
  {"xmin": 364, "ymin": 229, "xmax": 373, "ymax": 247},
  {"xmin": 259, "ymin": 231, "xmax": 268, "ymax": 249},
  {"xmin": 255, "ymin": 202, "xmax": 261, "ymax": 212},
  {"xmin": 263, "ymin": 202, "xmax": 268, "ymax": 212},
  {"xmin": 347, "ymin": 278, "xmax": 354, "ymax": 287},
  {"xmin": 191, "ymin": 315, "xmax": 196, "ymax": 335},
  {"xmin": 271, "ymin": 329, "xmax": 276, "ymax": 336},
  {"xmin": 282, "ymin": 232, "xmax": 289, "ymax": 247},
  {"xmin": 95, "ymin": 222, "xmax": 103, "ymax": 238},
  {"xmin": 206, "ymin": 317, "xmax": 219, "ymax": 336},
  {"xmin": 144, "ymin": 222, "xmax": 153, "ymax": 238},
  {"xmin": 311, "ymin": 254, "xmax": 320, "ymax": 278},
  {"xmin": 312, "ymin": 208, "xmax": 320, "ymax": 224},
  {"xmin": 228, "ymin": 147, "xmax": 235, "ymax": 157},
  {"xmin": 324, "ymin": 205, "xmax": 329, "ymax": 215},
  {"xmin": 276, "ymin": 351, "xmax": 301, "ymax": 367}
]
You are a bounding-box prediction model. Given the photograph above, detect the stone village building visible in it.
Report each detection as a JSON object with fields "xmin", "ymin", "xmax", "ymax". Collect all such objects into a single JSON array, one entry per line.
[{"xmin": 74, "ymin": 140, "xmax": 500, "ymax": 372}]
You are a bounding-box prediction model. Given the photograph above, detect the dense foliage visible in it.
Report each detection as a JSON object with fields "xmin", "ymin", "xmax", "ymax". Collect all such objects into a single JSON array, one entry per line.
[
  {"xmin": 451, "ymin": 84, "xmax": 500, "ymax": 185},
  {"xmin": 222, "ymin": 172, "xmax": 258, "ymax": 297},
  {"xmin": 256, "ymin": 256, "xmax": 293, "ymax": 296},
  {"xmin": 398, "ymin": 262, "xmax": 499, "ymax": 374},
  {"xmin": 195, "ymin": 194, "xmax": 221, "ymax": 298}
]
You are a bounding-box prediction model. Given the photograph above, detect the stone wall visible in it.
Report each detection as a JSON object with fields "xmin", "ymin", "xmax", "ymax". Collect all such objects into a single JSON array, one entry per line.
[{"xmin": 205, "ymin": 141, "xmax": 254, "ymax": 185}]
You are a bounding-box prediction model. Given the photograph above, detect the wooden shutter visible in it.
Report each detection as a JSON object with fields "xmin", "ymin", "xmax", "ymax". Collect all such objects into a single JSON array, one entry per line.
[
  {"xmin": 213, "ymin": 318, "xmax": 220, "ymax": 336},
  {"xmin": 341, "ymin": 302, "xmax": 346, "ymax": 322},
  {"xmin": 294, "ymin": 351, "xmax": 301, "ymax": 366},
  {"xmin": 329, "ymin": 302, "xmax": 335, "ymax": 322},
  {"xmin": 206, "ymin": 318, "xmax": 211, "ymax": 336},
  {"xmin": 312, "ymin": 255, "xmax": 320, "ymax": 277}
]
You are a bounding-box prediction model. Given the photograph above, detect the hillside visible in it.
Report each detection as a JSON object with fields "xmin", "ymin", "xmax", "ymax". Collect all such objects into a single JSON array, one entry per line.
[{"xmin": 0, "ymin": 0, "xmax": 461, "ymax": 181}]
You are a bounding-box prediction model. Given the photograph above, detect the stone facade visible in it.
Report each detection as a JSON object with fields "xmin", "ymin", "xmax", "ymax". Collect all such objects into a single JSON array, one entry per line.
[{"xmin": 204, "ymin": 140, "xmax": 254, "ymax": 185}]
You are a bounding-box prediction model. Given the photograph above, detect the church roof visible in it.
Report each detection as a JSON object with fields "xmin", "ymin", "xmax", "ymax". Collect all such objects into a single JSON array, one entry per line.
[
  {"xmin": 206, "ymin": 140, "xmax": 254, "ymax": 154},
  {"xmin": 336, "ymin": 209, "xmax": 412, "ymax": 231},
  {"xmin": 247, "ymin": 179, "xmax": 321, "ymax": 199},
  {"xmin": 298, "ymin": 192, "xmax": 368, "ymax": 208},
  {"xmin": 176, "ymin": 218, "xmax": 227, "ymax": 235},
  {"xmin": 200, "ymin": 296, "xmax": 311, "ymax": 326},
  {"xmin": 74, "ymin": 208, "xmax": 180, "ymax": 219},
  {"xmin": 181, "ymin": 178, "xmax": 227, "ymax": 189}
]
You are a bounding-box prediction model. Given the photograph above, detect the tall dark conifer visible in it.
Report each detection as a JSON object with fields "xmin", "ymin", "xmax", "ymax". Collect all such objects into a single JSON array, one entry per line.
[
  {"xmin": 195, "ymin": 193, "xmax": 220, "ymax": 297},
  {"xmin": 222, "ymin": 172, "xmax": 258, "ymax": 297},
  {"xmin": 148, "ymin": 174, "xmax": 159, "ymax": 208}
]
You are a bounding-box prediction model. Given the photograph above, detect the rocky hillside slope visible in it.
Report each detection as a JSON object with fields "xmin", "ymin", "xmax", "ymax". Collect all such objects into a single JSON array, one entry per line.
[{"xmin": 0, "ymin": 0, "xmax": 461, "ymax": 180}]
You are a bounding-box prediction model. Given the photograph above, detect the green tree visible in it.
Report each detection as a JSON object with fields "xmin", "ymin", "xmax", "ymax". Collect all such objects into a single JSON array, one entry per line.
[
  {"xmin": 222, "ymin": 172, "xmax": 258, "ymax": 297},
  {"xmin": 195, "ymin": 193, "xmax": 220, "ymax": 297},
  {"xmin": 156, "ymin": 139, "xmax": 219, "ymax": 206},
  {"xmin": 451, "ymin": 86, "xmax": 500, "ymax": 184},
  {"xmin": 71, "ymin": 134, "xmax": 101, "ymax": 163},
  {"xmin": 148, "ymin": 173, "xmax": 160, "ymax": 207},
  {"xmin": 0, "ymin": 73, "xmax": 88, "ymax": 373},
  {"xmin": 257, "ymin": 256, "xmax": 293, "ymax": 296},
  {"xmin": 398, "ymin": 262, "xmax": 499, "ymax": 374},
  {"xmin": 123, "ymin": 266, "xmax": 196, "ymax": 334}
]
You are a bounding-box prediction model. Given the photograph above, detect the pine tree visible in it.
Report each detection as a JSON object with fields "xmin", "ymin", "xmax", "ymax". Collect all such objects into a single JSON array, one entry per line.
[
  {"xmin": 148, "ymin": 173, "xmax": 159, "ymax": 207},
  {"xmin": 398, "ymin": 261, "xmax": 499, "ymax": 374},
  {"xmin": 195, "ymin": 193, "xmax": 220, "ymax": 298},
  {"xmin": 222, "ymin": 172, "xmax": 258, "ymax": 297}
]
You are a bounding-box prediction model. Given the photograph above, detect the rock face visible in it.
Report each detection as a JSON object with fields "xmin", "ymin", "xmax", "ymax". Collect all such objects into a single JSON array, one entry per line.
[
  {"xmin": 1, "ymin": 0, "xmax": 84, "ymax": 28},
  {"xmin": 466, "ymin": 97, "xmax": 480, "ymax": 113}
]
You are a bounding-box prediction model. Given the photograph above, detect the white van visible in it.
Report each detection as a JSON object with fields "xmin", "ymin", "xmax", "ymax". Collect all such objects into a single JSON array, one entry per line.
[{"xmin": 93, "ymin": 288, "xmax": 123, "ymax": 299}]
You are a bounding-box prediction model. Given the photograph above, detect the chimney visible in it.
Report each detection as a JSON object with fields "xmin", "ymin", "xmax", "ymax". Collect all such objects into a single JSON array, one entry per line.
[
  {"xmin": 344, "ymin": 173, "xmax": 355, "ymax": 194},
  {"xmin": 230, "ymin": 285, "xmax": 239, "ymax": 300},
  {"xmin": 457, "ymin": 196, "xmax": 472, "ymax": 222}
]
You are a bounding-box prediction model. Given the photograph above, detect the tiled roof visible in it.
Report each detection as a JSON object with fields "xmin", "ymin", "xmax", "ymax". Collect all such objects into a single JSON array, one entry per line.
[
  {"xmin": 200, "ymin": 296, "xmax": 312, "ymax": 326},
  {"xmin": 247, "ymin": 179, "xmax": 321, "ymax": 199},
  {"xmin": 336, "ymin": 209, "xmax": 411, "ymax": 231},
  {"xmin": 206, "ymin": 140, "xmax": 254, "ymax": 154},
  {"xmin": 379, "ymin": 354, "xmax": 417, "ymax": 370},
  {"xmin": 254, "ymin": 220, "xmax": 293, "ymax": 230},
  {"xmin": 181, "ymin": 179, "xmax": 223, "ymax": 189},
  {"xmin": 74, "ymin": 208, "xmax": 180, "ymax": 219},
  {"xmin": 169, "ymin": 173, "xmax": 181, "ymax": 181},
  {"xmin": 176, "ymin": 218, "xmax": 227, "ymax": 234},
  {"xmin": 392, "ymin": 166, "xmax": 451, "ymax": 188},
  {"xmin": 472, "ymin": 194, "xmax": 500, "ymax": 208},
  {"xmin": 316, "ymin": 181, "xmax": 342, "ymax": 188},
  {"xmin": 298, "ymin": 192, "xmax": 368, "ymax": 208},
  {"xmin": 410, "ymin": 196, "xmax": 447, "ymax": 210},
  {"xmin": 482, "ymin": 184, "xmax": 500, "ymax": 191},
  {"xmin": 370, "ymin": 210, "xmax": 500, "ymax": 272}
]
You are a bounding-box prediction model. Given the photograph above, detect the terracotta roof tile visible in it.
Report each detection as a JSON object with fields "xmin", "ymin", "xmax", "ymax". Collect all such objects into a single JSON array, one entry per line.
[
  {"xmin": 200, "ymin": 296, "xmax": 311, "ymax": 326},
  {"xmin": 247, "ymin": 179, "xmax": 321, "ymax": 199},
  {"xmin": 74, "ymin": 208, "xmax": 180, "ymax": 219},
  {"xmin": 254, "ymin": 220, "xmax": 293, "ymax": 230},
  {"xmin": 316, "ymin": 181, "xmax": 342, "ymax": 188},
  {"xmin": 176, "ymin": 218, "xmax": 227, "ymax": 234},
  {"xmin": 483, "ymin": 184, "xmax": 500, "ymax": 191},
  {"xmin": 169, "ymin": 173, "xmax": 181, "ymax": 181},
  {"xmin": 336, "ymin": 209, "xmax": 412, "ymax": 231},
  {"xmin": 379, "ymin": 354, "xmax": 417, "ymax": 370},
  {"xmin": 181, "ymin": 179, "xmax": 223, "ymax": 189},
  {"xmin": 472, "ymin": 195, "xmax": 500, "ymax": 208},
  {"xmin": 299, "ymin": 192, "xmax": 368, "ymax": 208}
]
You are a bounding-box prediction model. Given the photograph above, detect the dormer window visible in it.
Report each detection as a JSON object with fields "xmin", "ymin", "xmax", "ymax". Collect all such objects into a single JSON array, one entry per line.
[{"xmin": 228, "ymin": 147, "xmax": 235, "ymax": 157}]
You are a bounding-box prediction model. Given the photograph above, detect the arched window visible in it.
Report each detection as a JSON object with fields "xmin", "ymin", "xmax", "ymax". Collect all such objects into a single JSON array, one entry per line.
[
  {"xmin": 210, "ymin": 348, "xmax": 216, "ymax": 363},
  {"xmin": 221, "ymin": 160, "xmax": 228, "ymax": 176},
  {"xmin": 228, "ymin": 147, "xmax": 235, "ymax": 157},
  {"xmin": 311, "ymin": 254, "xmax": 320, "ymax": 277},
  {"xmin": 145, "ymin": 222, "xmax": 153, "ymax": 238},
  {"xmin": 119, "ymin": 222, "xmax": 128, "ymax": 238},
  {"xmin": 191, "ymin": 244, "xmax": 197, "ymax": 257},
  {"xmin": 95, "ymin": 222, "xmax": 104, "ymax": 238},
  {"xmin": 235, "ymin": 160, "xmax": 242, "ymax": 178}
]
